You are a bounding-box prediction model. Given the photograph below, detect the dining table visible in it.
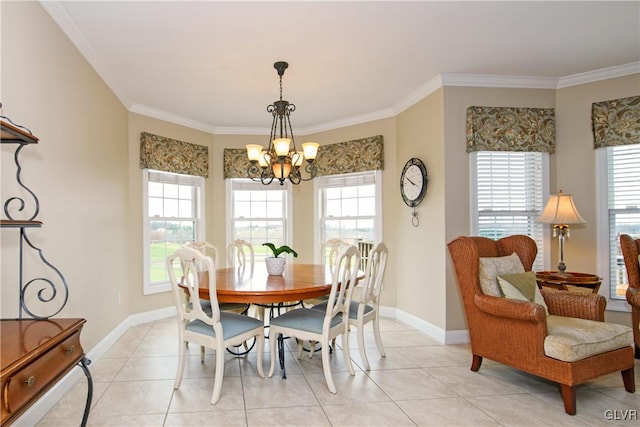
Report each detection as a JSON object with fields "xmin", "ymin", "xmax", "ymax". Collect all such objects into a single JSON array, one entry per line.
[
  {"xmin": 179, "ymin": 262, "xmax": 356, "ymax": 378},
  {"xmin": 198, "ymin": 263, "xmax": 336, "ymax": 305}
]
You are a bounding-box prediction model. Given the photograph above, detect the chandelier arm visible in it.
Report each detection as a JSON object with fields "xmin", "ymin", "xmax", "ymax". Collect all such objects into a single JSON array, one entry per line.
[
  {"xmin": 295, "ymin": 162, "xmax": 317, "ymax": 182},
  {"xmin": 285, "ymin": 109, "xmax": 297, "ymax": 151},
  {"xmin": 288, "ymin": 168, "xmax": 301, "ymax": 185},
  {"xmin": 260, "ymin": 168, "xmax": 275, "ymax": 185},
  {"xmin": 278, "ymin": 107, "xmax": 286, "ymax": 141},
  {"xmin": 269, "ymin": 109, "xmax": 278, "ymax": 150},
  {"xmin": 247, "ymin": 163, "xmax": 262, "ymax": 181}
]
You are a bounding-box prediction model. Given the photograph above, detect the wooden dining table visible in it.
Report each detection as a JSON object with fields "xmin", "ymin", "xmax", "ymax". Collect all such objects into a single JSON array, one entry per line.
[{"xmin": 185, "ymin": 263, "xmax": 337, "ymax": 305}]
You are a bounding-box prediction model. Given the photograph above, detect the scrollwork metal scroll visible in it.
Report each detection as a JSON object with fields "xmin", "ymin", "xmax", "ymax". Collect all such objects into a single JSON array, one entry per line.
[{"xmin": 18, "ymin": 221, "xmax": 69, "ymax": 319}]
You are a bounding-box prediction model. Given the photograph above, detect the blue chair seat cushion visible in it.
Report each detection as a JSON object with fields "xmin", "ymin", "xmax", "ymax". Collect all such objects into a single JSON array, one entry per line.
[
  {"xmin": 311, "ymin": 301, "xmax": 373, "ymax": 320},
  {"xmin": 270, "ymin": 308, "xmax": 342, "ymax": 334},
  {"xmin": 185, "ymin": 312, "xmax": 263, "ymax": 340},
  {"xmin": 192, "ymin": 299, "xmax": 247, "ymax": 316}
]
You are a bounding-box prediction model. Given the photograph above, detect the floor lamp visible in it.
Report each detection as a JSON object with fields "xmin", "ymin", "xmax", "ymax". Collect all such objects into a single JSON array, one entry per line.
[{"xmin": 537, "ymin": 190, "xmax": 586, "ymax": 275}]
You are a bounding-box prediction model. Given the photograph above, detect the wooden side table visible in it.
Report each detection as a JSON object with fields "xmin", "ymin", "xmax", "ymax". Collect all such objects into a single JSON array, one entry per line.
[{"xmin": 535, "ymin": 271, "xmax": 601, "ymax": 293}]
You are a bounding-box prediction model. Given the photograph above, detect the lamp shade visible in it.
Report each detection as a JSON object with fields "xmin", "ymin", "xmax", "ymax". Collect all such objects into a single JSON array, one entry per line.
[
  {"xmin": 537, "ymin": 190, "xmax": 586, "ymax": 225},
  {"xmin": 246, "ymin": 144, "xmax": 263, "ymax": 162},
  {"xmin": 302, "ymin": 142, "xmax": 319, "ymax": 160}
]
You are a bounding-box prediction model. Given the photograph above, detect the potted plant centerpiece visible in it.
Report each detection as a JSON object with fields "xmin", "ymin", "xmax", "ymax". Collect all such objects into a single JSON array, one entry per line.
[{"xmin": 263, "ymin": 243, "xmax": 298, "ymax": 275}]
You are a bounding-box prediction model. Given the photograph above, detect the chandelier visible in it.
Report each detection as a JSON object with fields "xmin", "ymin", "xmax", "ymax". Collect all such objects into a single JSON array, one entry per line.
[{"xmin": 246, "ymin": 61, "xmax": 318, "ymax": 185}]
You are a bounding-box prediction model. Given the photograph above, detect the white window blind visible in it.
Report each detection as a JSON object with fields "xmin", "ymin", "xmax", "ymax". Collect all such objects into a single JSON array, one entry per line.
[
  {"xmin": 474, "ymin": 151, "xmax": 545, "ymax": 270},
  {"xmin": 607, "ymin": 144, "xmax": 640, "ymax": 300}
]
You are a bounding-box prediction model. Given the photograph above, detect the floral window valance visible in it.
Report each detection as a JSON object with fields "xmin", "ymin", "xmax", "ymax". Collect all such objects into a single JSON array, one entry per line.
[
  {"xmin": 592, "ymin": 95, "xmax": 640, "ymax": 149},
  {"xmin": 466, "ymin": 106, "xmax": 555, "ymax": 153},
  {"xmin": 223, "ymin": 135, "xmax": 384, "ymax": 179},
  {"xmin": 140, "ymin": 132, "xmax": 209, "ymax": 178}
]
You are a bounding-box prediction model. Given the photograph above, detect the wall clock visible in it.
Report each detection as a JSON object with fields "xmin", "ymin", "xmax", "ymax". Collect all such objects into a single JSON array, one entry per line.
[{"xmin": 400, "ymin": 157, "xmax": 428, "ymax": 226}]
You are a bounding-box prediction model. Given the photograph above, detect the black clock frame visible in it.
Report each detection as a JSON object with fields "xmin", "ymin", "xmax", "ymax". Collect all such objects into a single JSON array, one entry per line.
[{"xmin": 400, "ymin": 157, "xmax": 428, "ymax": 207}]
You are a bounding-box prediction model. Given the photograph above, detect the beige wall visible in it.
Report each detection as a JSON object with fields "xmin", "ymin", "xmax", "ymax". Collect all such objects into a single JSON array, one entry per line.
[
  {"xmin": 395, "ymin": 90, "xmax": 447, "ymax": 329},
  {"xmin": 1, "ymin": 2, "xmax": 129, "ymax": 349},
  {"xmin": 2, "ymin": 2, "xmax": 636, "ymax": 354},
  {"xmin": 126, "ymin": 113, "xmax": 215, "ymax": 312}
]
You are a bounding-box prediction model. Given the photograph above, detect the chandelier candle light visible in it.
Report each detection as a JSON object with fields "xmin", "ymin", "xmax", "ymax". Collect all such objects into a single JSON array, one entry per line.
[
  {"xmin": 537, "ymin": 190, "xmax": 586, "ymax": 275},
  {"xmin": 246, "ymin": 61, "xmax": 319, "ymax": 185}
]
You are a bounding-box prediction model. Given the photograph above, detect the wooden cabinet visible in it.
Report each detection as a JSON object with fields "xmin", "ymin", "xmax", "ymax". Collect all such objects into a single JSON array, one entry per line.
[
  {"xmin": 1, "ymin": 319, "xmax": 90, "ymax": 425},
  {"xmin": 1, "ymin": 114, "xmax": 92, "ymax": 426}
]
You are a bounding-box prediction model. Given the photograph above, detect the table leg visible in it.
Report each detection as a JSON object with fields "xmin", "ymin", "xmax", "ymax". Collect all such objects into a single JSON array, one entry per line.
[
  {"xmin": 277, "ymin": 332, "xmax": 286, "ymax": 379},
  {"xmin": 78, "ymin": 356, "xmax": 93, "ymax": 427}
]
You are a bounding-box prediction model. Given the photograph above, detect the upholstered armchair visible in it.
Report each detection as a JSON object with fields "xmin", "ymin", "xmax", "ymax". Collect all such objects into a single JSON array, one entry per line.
[
  {"xmin": 620, "ymin": 234, "xmax": 640, "ymax": 358},
  {"xmin": 447, "ymin": 235, "xmax": 635, "ymax": 415}
]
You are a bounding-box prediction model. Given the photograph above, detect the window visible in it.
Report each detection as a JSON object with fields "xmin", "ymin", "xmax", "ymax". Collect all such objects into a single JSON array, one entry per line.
[
  {"xmin": 471, "ymin": 151, "xmax": 549, "ymax": 271},
  {"xmin": 143, "ymin": 170, "xmax": 205, "ymax": 294},
  {"xmin": 315, "ymin": 171, "xmax": 382, "ymax": 264},
  {"xmin": 597, "ymin": 144, "xmax": 640, "ymax": 304},
  {"xmin": 227, "ymin": 179, "xmax": 292, "ymax": 262}
]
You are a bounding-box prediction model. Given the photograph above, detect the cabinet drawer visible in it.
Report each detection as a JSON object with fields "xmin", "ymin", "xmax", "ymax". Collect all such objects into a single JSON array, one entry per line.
[{"xmin": 3, "ymin": 331, "xmax": 83, "ymax": 415}]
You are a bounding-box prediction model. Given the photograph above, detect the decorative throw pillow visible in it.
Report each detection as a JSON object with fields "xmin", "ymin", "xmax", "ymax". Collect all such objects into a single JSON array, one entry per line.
[
  {"xmin": 497, "ymin": 271, "xmax": 549, "ymax": 314},
  {"xmin": 478, "ymin": 253, "xmax": 525, "ymax": 297}
]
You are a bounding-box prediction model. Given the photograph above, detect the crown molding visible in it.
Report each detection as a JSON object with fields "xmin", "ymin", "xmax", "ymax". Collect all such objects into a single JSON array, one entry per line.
[
  {"xmin": 39, "ymin": 1, "xmax": 132, "ymax": 109},
  {"xmin": 129, "ymin": 104, "xmax": 217, "ymax": 134},
  {"xmin": 440, "ymin": 73, "xmax": 558, "ymax": 89},
  {"xmin": 392, "ymin": 74, "xmax": 444, "ymax": 115},
  {"xmin": 556, "ymin": 62, "xmax": 640, "ymax": 89},
  {"xmin": 298, "ymin": 108, "xmax": 397, "ymax": 135}
]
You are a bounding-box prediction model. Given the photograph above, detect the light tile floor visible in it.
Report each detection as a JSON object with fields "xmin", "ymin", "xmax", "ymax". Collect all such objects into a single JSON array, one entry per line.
[{"xmin": 38, "ymin": 316, "xmax": 639, "ymax": 426}]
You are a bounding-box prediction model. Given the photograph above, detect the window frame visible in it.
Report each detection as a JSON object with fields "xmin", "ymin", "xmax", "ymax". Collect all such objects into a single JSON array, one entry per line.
[
  {"xmin": 469, "ymin": 151, "xmax": 550, "ymax": 271},
  {"xmin": 596, "ymin": 145, "xmax": 640, "ymax": 312},
  {"xmin": 142, "ymin": 169, "xmax": 205, "ymax": 295},
  {"xmin": 226, "ymin": 178, "xmax": 293, "ymax": 265},
  {"xmin": 313, "ymin": 170, "xmax": 383, "ymax": 263}
]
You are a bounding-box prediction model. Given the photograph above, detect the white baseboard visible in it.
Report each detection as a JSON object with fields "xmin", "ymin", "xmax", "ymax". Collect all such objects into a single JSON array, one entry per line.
[
  {"xmin": 379, "ymin": 305, "xmax": 469, "ymax": 345},
  {"xmin": 16, "ymin": 304, "xmax": 467, "ymax": 425},
  {"xmin": 13, "ymin": 306, "xmax": 177, "ymax": 426}
]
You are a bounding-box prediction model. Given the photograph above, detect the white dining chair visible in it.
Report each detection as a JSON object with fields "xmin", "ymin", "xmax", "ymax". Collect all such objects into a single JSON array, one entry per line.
[
  {"xmin": 186, "ymin": 241, "xmax": 247, "ymax": 310},
  {"xmin": 304, "ymin": 238, "xmax": 352, "ymax": 357},
  {"xmin": 226, "ymin": 239, "xmax": 255, "ymax": 271},
  {"xmin": 313, "ymin": 241, "xmax": 388, "ymax": 370},
  {"xmin": 185, "ymin": 241, "xmax": 251, "ymax": 357},
  {"xmin": 166, "ymin": 247, "xmax": 264, "ymax": 404},
  {"xmin": 187, "ymin": 241, "xmax": 219, "ymax": 265},
  {"xmin": 269, "ymin": 245, "xmax": 360, "ymax": 393},
  {"xmin": 319, "ymin": 238, "xmax": 350, "ymax": 271}
]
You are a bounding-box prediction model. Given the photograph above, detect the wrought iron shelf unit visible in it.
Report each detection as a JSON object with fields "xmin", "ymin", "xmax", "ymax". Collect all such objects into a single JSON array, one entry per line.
[
  {"xmin": 0, "ymin": 114, "xmax": 92, "ymax": 426},
  {"xmin": 1, "ymin": 116, "xmax": 69, "ymax": 319}
]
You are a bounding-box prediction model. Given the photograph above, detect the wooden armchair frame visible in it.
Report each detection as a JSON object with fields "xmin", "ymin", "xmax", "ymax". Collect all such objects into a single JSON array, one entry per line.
[{"xmin": 447, "ymin": 235, "xmax": 635, "ymax": 415}]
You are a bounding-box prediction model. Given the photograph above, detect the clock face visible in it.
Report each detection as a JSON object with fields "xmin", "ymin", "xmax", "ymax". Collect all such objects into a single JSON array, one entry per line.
[{"xmin": 400, "ymin": 158, "xmax": 427, "ymax": 207}]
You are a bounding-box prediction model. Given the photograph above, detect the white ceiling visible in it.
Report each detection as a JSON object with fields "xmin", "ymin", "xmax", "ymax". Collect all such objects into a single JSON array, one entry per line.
[{"xmin": 42, "ymin": 1, "xmax": 640, "ymax": 135}]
